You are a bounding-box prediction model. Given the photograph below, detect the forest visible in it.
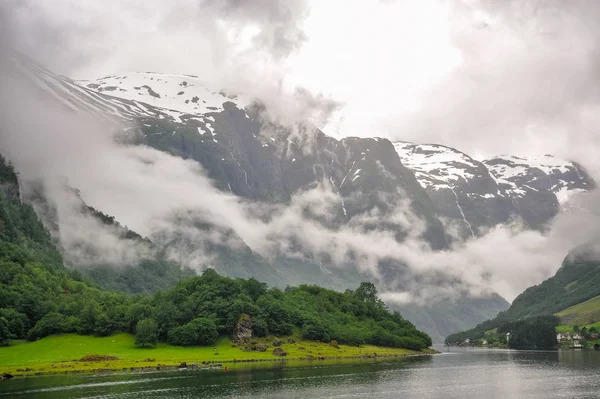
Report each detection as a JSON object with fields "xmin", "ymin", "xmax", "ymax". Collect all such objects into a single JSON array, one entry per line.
[
  {"xmin": 445, "ymin": 315, "xmax": 559, "ymax": 350},
  {"xmin": 0, "ymin": 155, "xmax": 431, "ymax": 351}
]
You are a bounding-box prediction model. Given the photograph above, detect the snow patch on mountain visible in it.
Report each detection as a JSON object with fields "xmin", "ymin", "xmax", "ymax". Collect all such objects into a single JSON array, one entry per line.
[
  {"xmin": 79, "ymin": 72, "xmax": 252, "ymax": 122},
  {"xmin": 483, "ymin": 155, "xmax": 591, "ymax": 204},
  {"xmin": 393, "ymin": 142, "xmax": 482, "ymax": 190},
  {"xmin": 393, "ymin": 141, "xmax": 593, "ymax": 211}
]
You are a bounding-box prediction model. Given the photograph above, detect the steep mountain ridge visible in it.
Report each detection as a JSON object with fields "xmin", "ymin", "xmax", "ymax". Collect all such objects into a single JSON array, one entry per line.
[
  {"xmin": 6, "ymin": 52, "xmax": 596, "ymax": 342},
  {"xmin": 394, "ymin": 142, "xmax": 593, "ymax": 239}
]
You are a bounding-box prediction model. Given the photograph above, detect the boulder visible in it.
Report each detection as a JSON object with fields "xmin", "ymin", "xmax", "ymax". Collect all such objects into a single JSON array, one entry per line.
[
  {"xmin": 232, "ymin": 314, "xmax": 253, "ymax": 344},
  {"xmin": 273, "ymin": 347, "xmax": 287, "ymax": 357},
  {"xmin": 272, "ymin": 339, "xmax": 282, "ymax": 347},
  {"xmin": 253, "ymin": 343, "xmax": 268, "ymax": 352},
  {"xmin": 2, "ymin": 373, "xmax": 14, "ymax": 380},
  {"xmin": 329, "ymin": 340, "xmax": 340, "ymax": 349}
]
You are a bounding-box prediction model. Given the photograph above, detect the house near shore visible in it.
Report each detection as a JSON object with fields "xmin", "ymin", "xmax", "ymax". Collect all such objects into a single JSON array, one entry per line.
[{"xmin": 557, "ymin": 332, "xmax": 572, "ymax": 342}]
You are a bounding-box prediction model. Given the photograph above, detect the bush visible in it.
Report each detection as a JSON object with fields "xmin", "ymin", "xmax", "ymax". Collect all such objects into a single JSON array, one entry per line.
[
  {"xmin": 252, "ymin": 317, "xmax": 268, "ymax": 337},
  {"xmin": 190, "ymin": 318, "xmax": 218, "ymax": 345},
  {"xmin": 27, "ymin": 312, "xmax": 66, "ymax": 341},
  {"xmin": 167, "ymin": 318, "xmax": 218, "ymax": 346},
  {"xmin": 135, "ymin": 318, "xmax": 158, "ymax": 348},
  {"xmin": 0, "ymin": 318, "xmax": 10, "ymax": 346},
  {"xmin": 301, "ymin": 322, "xmax": 328, "ymax": 341},
  {"xmin": 168, "ymin": 324, "xmax": 197, "ymax": 346}
]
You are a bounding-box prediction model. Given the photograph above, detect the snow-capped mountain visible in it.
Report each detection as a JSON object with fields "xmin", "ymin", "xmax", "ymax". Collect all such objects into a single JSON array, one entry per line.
[
  {"xmin": 393, "ymin": 142, "xmax": 486, "ymax": 191},
  {"xmin": 80, "ymin": 72, "xmax": 252, "ymax": 124},
  {"xmin": 484, "ymin": 155, "xmax": 592, "ymax": 204},
  {"xmin": 394, "ymin": 142, "xmax": 594, "ymax": 239},
  {"xmin": 5, "ymin": 51, "xmax": 596, "ymax": 343}
]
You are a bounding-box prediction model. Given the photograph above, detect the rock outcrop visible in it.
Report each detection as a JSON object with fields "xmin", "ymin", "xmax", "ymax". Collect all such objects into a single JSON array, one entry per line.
[{"xmin": 232, "ymin": 314, "xmax": 252, "ymax": 344}]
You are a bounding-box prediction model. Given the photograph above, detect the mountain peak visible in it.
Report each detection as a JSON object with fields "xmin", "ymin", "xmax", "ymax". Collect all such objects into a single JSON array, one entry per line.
[{"xmin": 78, "ymin": 72, "xmax": 251, "ymax": 123}]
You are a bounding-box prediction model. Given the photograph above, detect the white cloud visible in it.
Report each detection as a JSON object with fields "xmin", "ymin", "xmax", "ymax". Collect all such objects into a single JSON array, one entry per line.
[{"xmin": 1, "ymin": 0, "xmax": 600, "ymax": 305}]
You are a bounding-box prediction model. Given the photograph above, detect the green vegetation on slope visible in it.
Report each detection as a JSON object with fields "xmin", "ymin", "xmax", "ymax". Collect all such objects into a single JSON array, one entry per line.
[
  {"xmin": 506, "ymin": 251, "xmax": 600, "ymax": 320},
  {"xmin": 0, "ymin": 155, "xmax": 431, "ymax": 354},
  {"xmin": 446, "ymin": 315, "xmax": 559, "ymax": 350},
  {"xmin": 556, "ymin": 295, "xmax": 600, "ymax": 326},
  {"xmin": 445, "ymin": 248, "xmax": 600, "ymax": 345}
]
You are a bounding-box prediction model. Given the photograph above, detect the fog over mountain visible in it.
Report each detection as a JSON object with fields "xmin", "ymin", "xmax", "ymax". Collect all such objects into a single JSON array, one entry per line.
[{"xmin": 1, "ymin": 1, "xmax": 600, "ymax": 342}]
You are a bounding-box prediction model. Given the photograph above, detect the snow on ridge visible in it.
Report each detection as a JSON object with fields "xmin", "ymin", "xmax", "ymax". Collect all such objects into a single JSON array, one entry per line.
[
  {"xmin": 393, "ymin": 141, "xmax": 481, "ymax": 190},
  {"xmin": 79, "ymin": 72, "xmax": 252, "ymax": 121},
  {"xmin": 482, "ymin": 154, "xmax": 590, "ymax": 204},
  {"xmin": 393, "ymin": 142, "xmax": 590, "ymax": 205},
  {"xmin": 484, "ymin": 154, "xmax": 573, "ymax": 178}
]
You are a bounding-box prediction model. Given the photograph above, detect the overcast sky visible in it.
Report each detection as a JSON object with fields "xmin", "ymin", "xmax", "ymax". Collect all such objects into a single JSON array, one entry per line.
[
  {"xmin": 2, "ymin": 1, "xmax": 600, "ymax": 303},
  {"xmin": 3, "ymin": 0, "xmax": 600, "ymax": 172}
]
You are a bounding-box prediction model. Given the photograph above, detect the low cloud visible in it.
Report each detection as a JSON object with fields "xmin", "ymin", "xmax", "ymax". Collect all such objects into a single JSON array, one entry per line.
[{"xmin": 1, "ymin": 0, "xmax": 600, "ymax": 307}]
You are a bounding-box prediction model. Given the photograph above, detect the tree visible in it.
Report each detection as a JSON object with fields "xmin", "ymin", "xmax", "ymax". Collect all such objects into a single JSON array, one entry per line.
[
  {"xmin": 0, "ymin": 318, "xmax": 10, "ymax": 346},
  {"xmin": 574, "ymin": 325, "xmax": 580, "ymax": 333},
  {"xmin": 167, "ymin": 318, "xmax": 218, "ymax": 346},
  {"xmin": 302, "ymin": 321, "xmax": 328, "ymax": 341},
  {"xmin": 189, "ymin": 318, "xmax": 218, "ymax": 345},
  {"xmin": 168, "ymin": 324, "xmax": 197, "ymax": 346},
  {"xmin": 354, "ymin": 282, "xmax": 378, "ymax": 303},
  {"xmin": 135, "ymin": 318, "xmax": 158, "ymax": 348}
]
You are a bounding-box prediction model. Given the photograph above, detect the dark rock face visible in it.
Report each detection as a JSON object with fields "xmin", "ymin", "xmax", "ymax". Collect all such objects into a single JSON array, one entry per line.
[
  {"xmin": 395, "ymin": 143, "xmax": 594, "ymax": 240},
  {"xmin": 232, "ymin": 314, "xmax": 253, "ymax": 344}
]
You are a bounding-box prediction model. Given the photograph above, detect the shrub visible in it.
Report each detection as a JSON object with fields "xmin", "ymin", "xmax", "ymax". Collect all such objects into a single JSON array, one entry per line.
[
  {"xmin": 167, "ymin": 318, "xmax": 218, "ymax": 346},
  {"xmin": 135, "ymin": 318, "xmax": 158, "ymax": 348}
]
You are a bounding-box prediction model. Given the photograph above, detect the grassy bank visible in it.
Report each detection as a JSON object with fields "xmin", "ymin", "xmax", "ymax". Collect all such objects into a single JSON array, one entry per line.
[{"xmin": 0, "ymin": 334, "xmax": 435, "ymax": 377}]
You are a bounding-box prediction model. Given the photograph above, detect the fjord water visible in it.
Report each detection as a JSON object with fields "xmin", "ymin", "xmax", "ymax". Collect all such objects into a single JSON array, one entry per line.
[{"xmin": 2, "ymin": 348, "xmax": 600, "ymax": 399}]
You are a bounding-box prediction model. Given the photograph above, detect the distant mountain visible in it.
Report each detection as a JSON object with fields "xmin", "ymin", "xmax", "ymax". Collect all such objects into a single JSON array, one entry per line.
[
  {"xmin": 4, "ymin": 51, "xmax": 596, "ymax": 342},
  {"xmin": 394, "ymin": 142, "xmax": 594, "ymax": 240}
]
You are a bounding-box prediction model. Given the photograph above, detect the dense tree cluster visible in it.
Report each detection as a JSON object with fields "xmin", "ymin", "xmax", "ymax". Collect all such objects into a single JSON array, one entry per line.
[
  {"xmin": 0, "ymin": 156, "xmax": 431, "ymax": 350},
  {"xmin": 445, "ymin": 315, "xmax": 559, "ymax": 350},
  {"xmin": 498, "ymin": 316, "xmax": 559, "ymax": 350}
]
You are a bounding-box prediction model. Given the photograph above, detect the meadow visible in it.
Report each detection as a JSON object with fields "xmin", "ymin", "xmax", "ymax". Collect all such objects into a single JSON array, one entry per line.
[{"xmin": 0, "ymin": 333, "xmax": 431, "ymax": 377}]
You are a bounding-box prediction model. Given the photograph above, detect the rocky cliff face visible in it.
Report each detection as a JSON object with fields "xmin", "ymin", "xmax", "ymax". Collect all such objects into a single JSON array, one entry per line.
[
  {"xmin": 394, "ymin": 142, "xmax": 594, "ymax": 240},
  {"xmin": 5, "ymin": 52, "xmax": 596, "ymax": 341}
]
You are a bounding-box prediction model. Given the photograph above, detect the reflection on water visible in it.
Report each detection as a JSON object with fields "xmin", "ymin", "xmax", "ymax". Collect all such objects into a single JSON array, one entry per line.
[{"xmin": 1, "ymin": 348, "xmax": 599, "ymax": 399}]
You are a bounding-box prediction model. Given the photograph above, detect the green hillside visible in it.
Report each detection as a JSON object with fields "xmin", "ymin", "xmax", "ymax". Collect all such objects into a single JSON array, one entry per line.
[
  {"xmin": 556, "ymin": 295, "xmax": 600, "ymax": 326},
  {"xmin": 445, "ymin": 248, "xmax": 600, "ymax": 345}
]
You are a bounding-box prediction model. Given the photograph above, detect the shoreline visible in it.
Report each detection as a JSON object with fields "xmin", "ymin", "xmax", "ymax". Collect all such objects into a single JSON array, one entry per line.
[
  {"xmin": 3, "ymin": 351, "xmax": 438, "ymax": 378},
  {"xmin": 0, "ymin": 334, "xmax": 438, "ymax": 378}
]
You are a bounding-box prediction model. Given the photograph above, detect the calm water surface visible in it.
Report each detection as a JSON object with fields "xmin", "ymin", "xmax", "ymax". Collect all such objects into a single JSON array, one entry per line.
[{"xmin": 2, "ymin": 347, "xmax": 600, "ymax": 398}]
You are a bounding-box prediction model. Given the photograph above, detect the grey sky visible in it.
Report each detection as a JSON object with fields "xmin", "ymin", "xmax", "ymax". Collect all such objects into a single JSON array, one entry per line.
[
  {"xmin": 2, "ymin": 0, "xmax": 600, "ymax": 174},
  {"xmin": 1, "ymin": 0, "xmax": 600, "ymax": 303}
]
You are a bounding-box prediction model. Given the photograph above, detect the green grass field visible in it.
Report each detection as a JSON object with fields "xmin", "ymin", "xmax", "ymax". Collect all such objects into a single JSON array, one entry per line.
[
  {"xmin": 0, "ymin": 334, "xmax": 431, "ymax": 377},
  {"xmin": 556, "ymin": 295, "xmax": 600, "ymax": 326}
]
